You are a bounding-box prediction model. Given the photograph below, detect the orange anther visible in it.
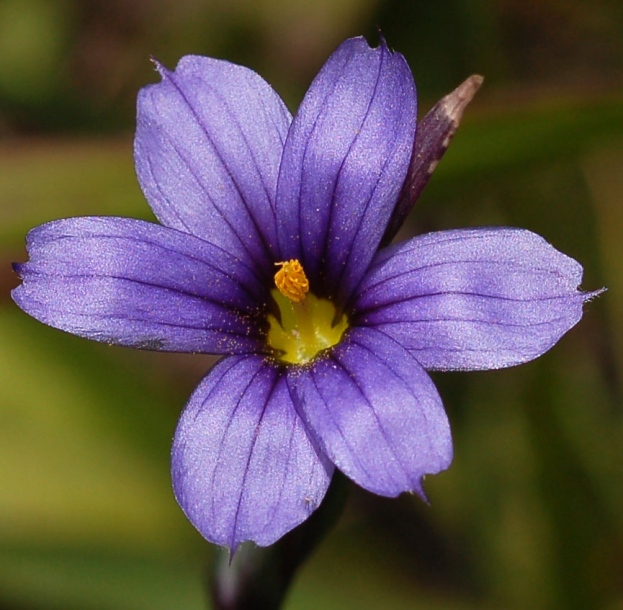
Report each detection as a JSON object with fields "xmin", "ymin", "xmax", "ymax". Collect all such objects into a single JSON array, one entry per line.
[{"xmin": 274, "ymin": 260, "xmax": 309, "ymax": 303}]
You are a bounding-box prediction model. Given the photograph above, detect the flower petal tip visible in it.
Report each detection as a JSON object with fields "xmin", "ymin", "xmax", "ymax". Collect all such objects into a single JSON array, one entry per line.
[
  {"xmin": 585, "ymin": 287, "xmax": 606, "ymax": 302},
  {"xmin": 149, "ymin": 55, "xmax": 167, "ymax": 78},
  {"xmin": 411, "ymin": 479, "xmax": 430, "ymax": 505},
  {"xmin": 11, "ymin": 261, "xmax": 24, "ymax": 277},
  {"xmin": 375, "ymin": 32, "xmax": 390, "ymax": 51}
]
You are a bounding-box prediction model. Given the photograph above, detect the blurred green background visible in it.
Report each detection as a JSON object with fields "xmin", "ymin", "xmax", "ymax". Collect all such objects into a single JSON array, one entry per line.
[{"xmin": 1, "ymin": 0, "xmax": 622, "ymax": 608}]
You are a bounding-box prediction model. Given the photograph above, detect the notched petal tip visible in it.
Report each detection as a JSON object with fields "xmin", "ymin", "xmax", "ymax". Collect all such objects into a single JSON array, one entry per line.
[
  {"xmin": 411, "ymin": 478, "xmax": 430, "ymax": 504},
  {"xmin": 11, "ymin": 261, "xmax": 24, "ymax": 278},
  {"xmin": 148, "ymin": 55, "xmax": 167, "ymax": 78},
  {"xmin": 585, "ymin": 287, "xmax": 607, "ymax": 302},
  {"xmin": 375, "ymin": 31, "xmax": 391, "ymax": 52},
  {"xmin": 366, "ymin": 29, "xmax": 403, "ymax": 57}
]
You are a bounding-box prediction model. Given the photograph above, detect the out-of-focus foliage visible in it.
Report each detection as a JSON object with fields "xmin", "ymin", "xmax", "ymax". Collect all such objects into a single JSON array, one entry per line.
[{"xmin": 1, "ymin": 1, "xmax": 622, "ymax": 609}]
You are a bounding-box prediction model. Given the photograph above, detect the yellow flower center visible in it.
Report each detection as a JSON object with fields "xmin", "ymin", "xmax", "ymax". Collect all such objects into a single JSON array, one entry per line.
[{"xmin": 268, "ymin": 259, "xmax": 348, "ymax": 365}]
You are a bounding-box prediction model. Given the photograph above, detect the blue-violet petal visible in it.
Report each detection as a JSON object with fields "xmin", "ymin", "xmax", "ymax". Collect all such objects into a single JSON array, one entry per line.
[
  {"xmin": 12, "ymin": 217, "xmax": 266, "ymax": 353},
  {"xmin": 355, "ymin": 228, "xmax": 597, "ymax": 370},
  {"xmin": 135, "ymin": 54, "xmax": 292, "ymax": 276},
  {"xmin": 276, "ymin": 36, "xmax": 416, "ymax": 305},
  {"xmin": 288, "ymin": 327, "xmax": 452, "ymax": 498},
  {"xmin": 172, "ymin": 355, "xmax": 334, "ymax": 551}
]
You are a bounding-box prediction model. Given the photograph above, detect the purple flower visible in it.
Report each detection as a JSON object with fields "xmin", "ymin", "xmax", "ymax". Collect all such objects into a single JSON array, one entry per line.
[{"xmin": 12, "ymin": 37, "xmax": 598, "ymax": 552}]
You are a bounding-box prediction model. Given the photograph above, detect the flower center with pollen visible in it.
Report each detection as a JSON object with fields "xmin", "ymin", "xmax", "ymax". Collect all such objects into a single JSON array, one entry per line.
[{"xmin": 267, "ymin": 259, "xmax": 348, "ymax": 365}]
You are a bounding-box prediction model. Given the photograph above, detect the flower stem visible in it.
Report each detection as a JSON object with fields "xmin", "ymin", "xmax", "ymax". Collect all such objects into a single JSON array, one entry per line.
[{"xmin": 209, "ymin": 471, "xmax": 349, "ymax": 610}]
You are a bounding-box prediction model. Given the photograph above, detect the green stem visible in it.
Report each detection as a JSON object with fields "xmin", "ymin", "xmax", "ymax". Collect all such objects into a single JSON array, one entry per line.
[{"xmin": 209, "ymin": 471, "xmax": 350, "ymax": 610}]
